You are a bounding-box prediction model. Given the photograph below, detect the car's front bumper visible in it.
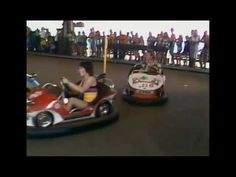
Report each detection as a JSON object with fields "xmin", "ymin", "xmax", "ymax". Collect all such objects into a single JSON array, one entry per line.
[
  {"xmin": 27, "ymin": 110, "xmax": 119, "ymax": 138},
  {"xmin": 122, "ymin": 88, "xmax": 168, "ymax": 106}
]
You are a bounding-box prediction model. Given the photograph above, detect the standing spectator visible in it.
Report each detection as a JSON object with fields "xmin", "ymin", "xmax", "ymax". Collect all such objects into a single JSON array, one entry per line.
[
  {"xmin": 189, "ymin": 30, "xmax": 194, "ymax": 67},
  {"xmin": 107, "ymin": 29, "xmax": 114, "ymax": 58},
  {"xmin": 127, "ymin": 32, "xmax": 132, "ymax": 44},
  {"xmin": 132, "ymin": 32, "xmax": 139, "ymax": 45},
  {"xmin": 88, "ymin": 27, "xmax": 96, "ymax": 57},
  {"xmin": 95, "ymin": 31, "xmax": 102, "ymax": 58},
  {"xmin": 132, "ymin": 33, "xmax": 140, "ymax": 60},
  {"xmin": 147, "ymin": 32, "xmax": 156, "ymax": 49},
  {"xmin": 56, "ymin": 29, "xmax": 64, "ymax": 54},
  {"xmin": 189, "ymin": 30, "xmax": 200, "ymax": 67},
  {"xmin": 200, "ymin": 31, "xmax": 209, "ymax": 69},
  {"xmin": 175, "ymin": 35, "xmax": 183, "ymax": 65},
  {"xmin": 30, "ymin": 30, "xmax": 37, "ymax": 51},
  {"xmin": 45, "ymin": 29, "xmax": 51, "ymax": 39},
  {"xmin": 117, "ymin": 30, "xmax": 128, "ymax": 45},
  {"xmin": 40, "ymin": 38, "xmax": 47, "ymax": 52},
  {"xmin": 156, "ymin": 34, "xmax": 163, "ymax": 64},
  {"xmin": 161, "ymin": 32, "xmax": 169, "ymax": 64},
  {"xmin": 76, "ymin": 31, "xmax": 84, "ymax": 56},
  {"xmin": 110, "ymin": 31, "xmax": 118, "ymax": 59},
  {"xmin": 116, "ymin": 30, "xmax": 128, "ymax": 59},
  {"xmin": 101, "ymin": 31, "xmax": 105, "ymax": 57},
  {"xmin": 48, "ymin": 36, "xmax": 56, "ymax": 53},
  {"xmin": 139, "ymin": 36, "xmax": 144, "ymax": 45},
  {"xmin": 81, "ymin": 31, "xmax": 88, "ymax": 57},
  {"xmin": 182, "ymin": 36, "xmax": 190, "ymax": 66},
  {"xmin": 54, "ymin": 29, "xmax": 61, "ymax": 54},
  {"xmin": 40, "ymin": 27, "xmax": 46, "ymax": 39},
  {"xmin": 130, "ymin": 31, "xmax": 134, "ymax": 43},
  {"xmin": 108, "ymin": 29, "xmax": 113, "ymax": 45},
  {"xmin": 126, "ymin": 32, "xmax": 132, "ymax": 59},
  {"xmin": 27, "ymin": 26, "xmax": 31, "ymax": 51},
  {"xmin": 160, "ymin": 31, "xmax": 164, "ymax": 38},
  {"xmin": 176, "ymin": 35, "xmax": 183, "ymax": 53},
  {"xmin": 170, "ymin": 28, "xmax": 174, "ymax": 36},
  {"xmin": 68, "ymin": 30, "xmax": 76, "ymax": 55},
  {"xmin": 35, "ymin": 29, "xmax": 41, "ymax": 52},
  {"xmin": 139, "ymin": 36, "xmax": 145, "ymax": 60},
  {"xmin": 169, "ymin": 28, "xmax": 176, "ymax": 64},
  {"xmin": 129, "ymin": 31, "xmax": 136, "ymax": 59}
]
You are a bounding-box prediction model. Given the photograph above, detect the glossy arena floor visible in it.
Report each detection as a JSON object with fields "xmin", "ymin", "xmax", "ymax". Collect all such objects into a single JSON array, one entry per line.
[{"xmin": 27, "ymin": 54, "xmax": 209, "ymax": 156}]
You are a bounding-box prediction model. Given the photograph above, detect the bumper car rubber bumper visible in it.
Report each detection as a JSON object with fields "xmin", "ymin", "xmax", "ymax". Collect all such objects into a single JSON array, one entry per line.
[
  {"xmin": 122, "ymin": 89, "xmax": 168, "ymax": 106},
  {"xmin": 27, "ymin": 110, "xmax": 119, "ymax": 138}
]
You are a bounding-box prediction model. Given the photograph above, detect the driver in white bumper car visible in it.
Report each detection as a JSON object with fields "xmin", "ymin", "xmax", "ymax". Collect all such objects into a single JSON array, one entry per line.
[{"xmin": 136, "ymin": 50, "xmax": 162, "ymax": 74}]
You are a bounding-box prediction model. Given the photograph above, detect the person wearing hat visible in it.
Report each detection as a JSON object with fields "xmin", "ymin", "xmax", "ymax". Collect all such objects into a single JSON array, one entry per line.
[{"xmin": 61, "ymin": 61, "xmax": 98, "ymax": 111}]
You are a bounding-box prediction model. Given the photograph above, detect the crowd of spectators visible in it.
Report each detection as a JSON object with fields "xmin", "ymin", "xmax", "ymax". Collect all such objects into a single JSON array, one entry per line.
[{"xmin": 27, "ymin": 26, "xmax": 209, "ymax": 69}]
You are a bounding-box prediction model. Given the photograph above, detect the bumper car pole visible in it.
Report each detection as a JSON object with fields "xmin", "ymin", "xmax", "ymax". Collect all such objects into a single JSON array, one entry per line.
[{"xmin": 103, "ymin": 35, "xmax": 108, "ymax": 74}]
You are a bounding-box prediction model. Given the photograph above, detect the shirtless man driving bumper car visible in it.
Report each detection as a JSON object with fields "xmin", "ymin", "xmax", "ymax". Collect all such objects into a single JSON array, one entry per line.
[{"xmin": 135, "ymin": 50, "xmax": 162, "ymax": 75}]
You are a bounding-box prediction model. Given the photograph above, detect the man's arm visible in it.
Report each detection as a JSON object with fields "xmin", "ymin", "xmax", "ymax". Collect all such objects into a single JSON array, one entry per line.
[{"xmin": 65, "ymin": 77, "xmax": 95, "ymax": 93}]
